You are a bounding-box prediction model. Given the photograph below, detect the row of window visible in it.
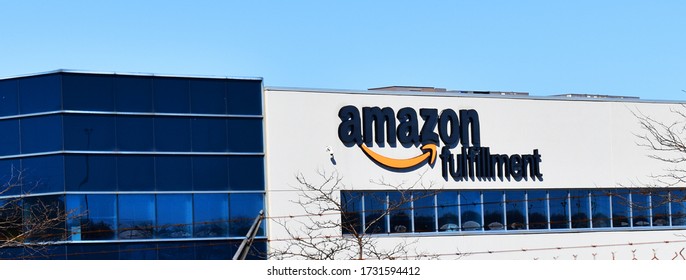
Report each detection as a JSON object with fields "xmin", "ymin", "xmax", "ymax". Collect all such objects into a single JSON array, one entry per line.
[
  {"xmin": 0, "ymin": 114, "xmax": 263, "ymax": 156},
  {"xmin": 341, "ymin": 189, "xmax": 686, "ymax": 235},
  {"xmin": 0, "ymin": 193, "xmax": 265, "ymax": 243},
  {"xmin": 0, "ymin": 154, "xmax": 264, "ymax": 194},
  {"xmin": 0, "ymin": 73, "xmax": 262, "ymax": 116},
  {"xmin": 0, "ymin": 240, "xmax": 267, "ymax": 260}
]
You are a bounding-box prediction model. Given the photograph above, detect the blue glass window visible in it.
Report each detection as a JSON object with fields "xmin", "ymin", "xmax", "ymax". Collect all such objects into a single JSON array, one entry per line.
[
  {"xmin": 651, "ymin": 190, "xmax": 669, "ymax": 226},
  {"xmin": 0, "ymin": 120, "xmax": 20, "ymax": 156},
  {"xmin": 0, "ymin": 79, "xmax": 18, "ymax": 116},
  {"xmin": 612, "ymin": 189, "xmax": 630, "ymax": 227},
  {"xmin": 671, "ymin": 190, "xmax": 686, "ymax": 226},
  {"xmin": 65, "ymin": 155, "xmax": 116, "ymax": 191},
  {"xmin": 570, "ymin": 190, "xmax": 590, "ymax": 229},
  {"xmin": 156, "ymin": 194, "xmax": 192, "ymax": 239},
  {"xmin": 63, "ymin": 114, "xmax": 116, "ymax": 151},
  {"xmin": 460, "ymin": 191, "xmax": 482, "ymax": 231},
  {"xmin": 18, "ymin": 74, "xmax": 61, "ymax": 114},
  {"xmin": 193, "ymin": 156, "xmax": 228, "ymax": 191},
  {"xmin": 118, "ymin": 194, "xmax": 155, "ymax": 239},
  {"xmin": 362, "ymin": 192, "xmax": 387, "ymax": 234},
  {"xmin": 119, "ymin": 243, "xmax": 157, "ymax": 260},
  {"xmin": 195, "ymin": 241, "xmax": 232, "ymax": 260},
  {"xmin": 62, "ymin": 74, "xmax": 114, "ymax": 111},
  {"xmin": 506, "ymin": 191, "xmax": 526, "ymax": 230},
  {"xmin": 116, "ymin": 116, "xmax": 153, "ymax": 151},
  {"xmin": 437, "ymin": 191, "xmax": 459, "ymax": 232},
  {"xmin": 413, "ymin": 192, "xmax": 436, "ymax": 232},
  {"xmin": 388, "ymin": 192, "xmax": 411, "ymax": 233},
  {"xmin": 527, "ymin": 191, "xmax": 548, "ymax": 229},
  {"xmin": 227, "ymin": 156, "xmax": 264, "ymax": 190},
  {"xmin": 154, "ymin": 117, "xmax": 191, "ymax": 151},
  {"xmin": 193, "ymin": 194, "xmax": 229, "ymax": 238},
  {"xmin": 0, "ymin": 159, "xmax": 20, "ymax": 196},
  {"xmin": 0, "ymin": 198, "xmax": 22, "ymax": 241},
  {"xmin": 20, "ymin": 115, "xmax": 62, "ymax": 154},
  {"xmin": 229, "ymin": 193, "xmax": 265, "ymax": 237},
  {"xmin": 158, "ymin": 242, "xmax": 195, "ymax": 260},
  {"xmin": 549, "ymin": 190, "xmax": 569, "ymax": 229},
  {"xmin": 67, "ymin": 244, "xmax": 118, "ymax": 260},
  {"xmin": 590, "ymin": 190, "xmax": 611, "ymax": 228},
  {"xmin": 155, "ymin": 156, "xmax": 192, "ymax": 191},
  {"xmin": 341, "ymin": 191, "xmax": 363, "ymax": 234},
  {"xmin": 22, "ymin": 156, "xmax": 64, "ymax": 194},
  {"xmin": 631, "ymin": 192, "xmax": 650, "ymax": 227},
  {"xmin": 153, "ymin": 78, "xmax": 189, "ymax": 113},
  {"xmin": 115, "ymin": 76, "xmax": 152, "ymax": 112},
  {"xmin": 66, "ymin": 194, "xmax": 117, "ymax": 241},
  {"xmin": 23, "ymin": 195, "xmax": 65, "ymax": 242},
  {"xmin": 483, "ymin": 191, "xmax": 504, "ymax": 231},
  {"xmin": 191, "ymin": 117, "xmax": 227, "ymax": 152},
  {"xmin": 227, "ymin": 118, "xmax": 263, "ymax": 153},
  {"xmin": 190, "ymin": 79, "xmax": 226, "ymax": 114},
  {"xmin": 226, "ymin": 79, "xmax": 262, "ymax": 115},
  {"xmin": 117, "ymin": 156, "xmax": 154, "ymax": 191}
]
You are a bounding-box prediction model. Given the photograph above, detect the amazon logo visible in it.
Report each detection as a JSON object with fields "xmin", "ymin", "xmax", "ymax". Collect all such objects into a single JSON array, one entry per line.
[{"xmin": 337, "ymin": 105, "xmax": 481, "ymax": 171}]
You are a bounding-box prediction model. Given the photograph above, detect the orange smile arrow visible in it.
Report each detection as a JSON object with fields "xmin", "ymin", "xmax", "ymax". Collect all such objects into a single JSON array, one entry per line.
[{"xmin": 359, "ymin": 143, "xmax": 437, "ymax": 169}]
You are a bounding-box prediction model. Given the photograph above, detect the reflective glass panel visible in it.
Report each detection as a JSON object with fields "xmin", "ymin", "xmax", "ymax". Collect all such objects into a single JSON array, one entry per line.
[
  {"xmin": 506, "ymin": 191, "xmax": 526, "ymax": 230},
  {"xmin": 190, "ymin": 79, "xmax": 226, "ymax": 114},
  {"xmin": 0, "ymin": 159, "xmax": 20, "ymax": 196},
  {"xmin": 0, "ymin": 120, "xmax": 20, "ymax": 156},
  {"xmin": 154, "ymin": 117, "xmax": 191, "ymax": 151},
  {"xmin": 153, "ymin": 78, "xmax": 189, "ymax": 113},
  {"xmin": 155, "ymin": 156, "xmax": 192, "ymax": 191},
  {"xmin": 0, "ymin": 79, "xmax": 18, "ymax": 116},
  {"xmin": 226, "ymin": 79, "xmax": 262, "ymax": 115},
  {"xmin": 158, "ymin": 242, "xmax": 195, "ymax": 260},
  {"xmin": 590, "ymin": 190, "xmax": 612, "ymax": 228},
  {"xmin": 227, "ymin": 118, "xmax": 263, "ymax": 153},
  {"xmin": 63, "ymin": 114, "xmax": 116, "ymax": 151},
  {"xmin": 156, "ymin": 194, "xmax": 192, "ymax": 239},
  {"xmin": 195, "ymin": 240, "xmax": 232, "ymax": 260},
  {"xmin": 631, "ymin": 192, "xmax": 650, "ymax": 227},
  {"xmin": 413, "ymin": 192, "xmax": 436, "ymax": 232},
  {"xmin": 437, "ymin": 191, "xmax": 459, "ymax": 232},
  {"xmin": 227, "ymin": 156, "xmax": 264, "ymax": 190},
  {"xmin": 671, "ymin": 190, "xmax": 686, "ymax": 226},
  {"xmin": 460, "ymin": 191, "xmax": 482, "ymax": 231},
  {"xmin": 66, "ymin": 194, "xmax": 117, "ymax": 241},
  {"xmin": 483, "ymin": 191, "xmax": 504, "ymax": 231},
  {"xmin": 191, "ymin": 118, "xmax": 227, "ymax": 152},
  {"xmin": 117, "ymin": 156, "xmax": 154, "ymax": 191},
  {"xmin": 18, "ymin": 74, "xmax": 61, "ymax": 114},
  {"xmin": 23, "ymin": 195, "xmax": 65, "ymax": 242},
  {"xmin": 118, "ymin": 194, "xmax": 154, "ymax": 239},
  {"xmin": 341, "ymin": 191, "xmax": 363, "ymax": 234},
  {"xmin": 527, "ymin": 190, "xmax": 548, "ymax": 229},
  {"xmin": 651, "ymin": 190, "xmax": 670, "ymax": 226},
  {"xmin": 570, "ymin": 190, "xmax": 590, "ymax": 229},
  {"xmin": 549, "ymin": 190, "xmax": 569, "ymax": 229},
  {"xmin": 115, "ymin": 76, "xmax": 152, "ymax": 112},
  {"xmin": 388, "ymin": 192, "xmax": 411, "ymax": 233},
  {"xmin": 67, "ymin": 244, "xmax": 118, "ymax": 260},
  {"xmin": 0, "ymin": 198, "xmax": 22, "ymax": 242},
  {"xmin": 62, "ymin": 74, "xmax": 114, "ymax": 111},
  {"xmin": 65, "ymin": 155, "xmax": 116, "ymax": 191},
  {"xmin": 611, "ymin": 189, "xmax": 631, "ymax": 227},
  {"xmin": 22, "ymin": 155, "xmax": 64, "ymax": 193},
  {"xmin": 229, "ymin": 193, "xmax": 265, "ymax": 237},
  {"xmin": 193, "ymin": 156, "xmax": 228, "ymax": 191},
  {"xmin": 20, "ymin": 115, "xmax": 62, "ymax": 153},
  {"xmin": 193, "ymin": 194, "xmax": 229, "ymax": 238},
  {"xmin": 119, "ymin": 243, "xmax": 157, "ymax": 260},
  {"xmin": 116, "ymin": 116, "xmax": 153, "ymax": 151},
  {"xmin": 363, "ymin": 192, "xmax": 387, "ymax": 234}
]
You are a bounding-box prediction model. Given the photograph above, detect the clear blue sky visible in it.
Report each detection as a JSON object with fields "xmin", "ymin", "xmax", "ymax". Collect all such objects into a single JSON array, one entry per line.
[{"xmin": 1, "ymin": 1, "xmax": 684, "ymax": 100}]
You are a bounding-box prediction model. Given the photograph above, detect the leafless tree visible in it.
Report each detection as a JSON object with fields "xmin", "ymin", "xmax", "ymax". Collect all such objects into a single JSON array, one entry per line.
[{"xmin": 269, "ymin": 169, "xmax": 441, "ymax": 260}]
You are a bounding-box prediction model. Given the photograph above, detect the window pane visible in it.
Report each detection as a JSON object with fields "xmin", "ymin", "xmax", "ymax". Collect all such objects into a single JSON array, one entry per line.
[
  {"xmin": 22, "ymin": 155, "xmax": 64, "ymax": 194},
  {"xmin": 549, "ymin": 190, "xmax": 569, "ymax": 229},
  {"xmin": 195, "ymin": 240, "xmax": 232, "ymax": 260},
  {"xmin": 226, "ymin": 79, "xmax": 262, "ymax": 115},
  {"xmin": 388, "ymin": 192, "xmax": 411, "ymax": 233},
  {"xmin": 460, "ymin": 191, "xmax": 482, "ymax": 231},
  {"xmin": 506, "ymin": 191, "xmax": 526, "ymax": 230},
  {"xmin": 651, "ymin": 190, "xmax": 669, "ymax": 226},
  {"xmin": 153, "ymin": 78, "xmax": 189, "ymax": 113},
  {"xmin": 227, "ymin": 118, "xmax": 263, "ymax": 153},
  {"xmin": 154, "ymin": 117, "xmax": 191, "ymax": 151},
  {"xmin": 341, "ymin": 191, "xmax": 363, "ymax": 234},
  {"xmin": 570, "ymin": 190, "xmax": 590, "ymax": 229},
  {"xmin": 227, "ymin": 156, "xmax": 264, "ymax": 190},
  {"xmin": 116, "ymin": 116, "xmax": 153, "ymax": 151},
  {"xmin": 229, "ymin": 193, "xmax": 265, "ymax": 237},
  {"xmin": 21, "ymin": 115, "xmax": 63, "ymax": 153},
  {"xmin": 0, "ymin": 198, "xmax": 22, "ymax": 242},
  {"xmin": 527, "ymin": 190, "xmax": 548, "ymax": 229},
  {"xmin": 66, "ymin": 194, "xmax": 117, "ymax": 241},
  {"xmin": 483, "ymin": 191, "xmax": 504, "ymax": 231},
  {"xmin": 156, "ymin": 194, "xmax": 192, "ymax": 239},
  {"xmin": 191, "ymin": 117, "xmax": 227, "ymax": 152},
  {"xmin": 115, "ymin": 76, "xmax": 152, "ymax": 112},
  {"xmin": 671, "ymin": 190, "xmax": 686, "ymax": 226},
  {"xmin": 631, "ymin": 191, "xmax": 650, "ymax": 227},
  {"xmin": 413, "ymin": 192, "xmax": 436, "ymax": 232},
  {"xmin": 0, "ymin": 159, "xmax": 21, "ymax": 196},
  {"xmin": 67, "ymin": 244, "xmax": 118, "ymax": 260},
  {"xmin": 437, "ymin": 191, "xmax": 459, "ymax": 232},
  {"xmin": 118, "ymin": 194, "xmax": 154, "ymax": 239},
  {"xmin": 0, "ymin": 120, "xmax": 20, "ymax": 156},
  {"xmin": 62, "ymin": 74, "xmax": 114, "ymax": 111},
  {"xmin": 364, "ymin": 192, "xmax": 387, "ymax": 234},
  {"xmin": 190, "ymin": 79, "xmax": 226, "ymax": 114},
  {"xmin": 18, "ymin": 74, "xmax": 61, "ymax": 114},
  {"xmin": 23, "ymin": 195, "xmax": 65, "ymax": 242},
  {"xmin": 65, "ymin": 155, "xmax": 116, "ymax": 191},
  {"xmin": 0, "ymin": 79, "xmax": 18, "ymax": 116},
  {"xmin": 117, "ymin": 156, "xmax": 154, "ymax": 191},
  {"xmin": 193, "ymin": 194, "xmax": 229, "ymax": 238},
  {"xmin": 590, "ymin": 190, "xmax": 612, "ymax": 228},
  {"xmin": 63, "ymin": 114, "xmax": 116, "ymax": 151},
  {"xmin": 158, "ymin": 241, "xmax": 195, "ymax": 260},
  {"xmin": 612, "ymin": 189, "xmax": 631, "ymax": 227},
  {"xmin": 155, "ymin": 156, "xmax": 192, "ymax": 191},
  {"xmin": 119, "ymin": 243, "xmax": 157, "ymax": 260},
  {"xmin": 193, "ymin": 156, "xmax": 228, "ymax": 191}
]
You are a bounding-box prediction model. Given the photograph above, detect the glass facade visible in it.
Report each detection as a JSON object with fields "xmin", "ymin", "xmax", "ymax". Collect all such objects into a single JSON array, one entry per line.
[{"xmin": 0, "ymin": 71, "xmax": 265, "ymax": 260}]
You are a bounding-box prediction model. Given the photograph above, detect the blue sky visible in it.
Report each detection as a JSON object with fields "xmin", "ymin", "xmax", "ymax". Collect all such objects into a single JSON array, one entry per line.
[{"xmin": 1, "ymin": 1, "xmax": 684, "ymax": 100}]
